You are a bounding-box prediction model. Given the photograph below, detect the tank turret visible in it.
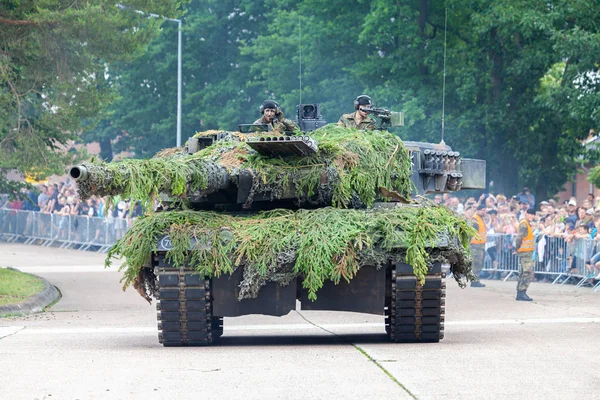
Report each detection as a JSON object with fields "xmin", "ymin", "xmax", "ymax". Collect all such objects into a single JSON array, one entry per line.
[{"xmin": 70, "ymin": 132, "xmax": 484, "ymax": 211}]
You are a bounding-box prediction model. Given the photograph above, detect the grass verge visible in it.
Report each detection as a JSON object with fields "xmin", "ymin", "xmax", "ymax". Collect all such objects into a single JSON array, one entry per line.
[{"xmin": 0, "ymin": 268, "xmax": 44, "ymax": 307}]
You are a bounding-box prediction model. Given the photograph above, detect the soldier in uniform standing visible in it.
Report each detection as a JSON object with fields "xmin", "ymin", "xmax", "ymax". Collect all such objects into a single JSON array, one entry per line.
[
  {"xmin": 469, "ymin": 203, "xmax": 487, "ymax": 287},
  {"xmin": 253, "ymin": 100, "xmax": 298, "ymax": 132},
  {"xmin": 515, "ymin": 208, "xmax": 536, "ymax": 301},
  {"xmin": 337, "ymin": 95, "xmax": 377, "ymax": 130}
]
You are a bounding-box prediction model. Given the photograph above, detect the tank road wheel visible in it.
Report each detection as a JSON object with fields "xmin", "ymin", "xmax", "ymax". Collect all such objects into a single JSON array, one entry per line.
[
  {"xmin": 156, "ymin": 266, "xmax": 218, "ymax": 346},
  {"xmin": 385, "ymin": 262, "xmax": 446, "ymax": 343}
]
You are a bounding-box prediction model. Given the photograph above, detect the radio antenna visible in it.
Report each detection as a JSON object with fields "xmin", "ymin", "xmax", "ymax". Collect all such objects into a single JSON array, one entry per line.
[
  {"xmin": 440, "ymin": 7, "xmax": 448, "ymax": 145},
  {"xmin": 298, "ymin": 14, "xmax": 302, "ymax": 105}
]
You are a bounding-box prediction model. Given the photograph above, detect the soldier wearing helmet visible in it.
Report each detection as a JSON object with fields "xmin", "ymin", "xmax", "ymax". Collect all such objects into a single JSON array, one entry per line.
[
  {"xmin": 253, "ymin": 100, "xmax": 298, "ymax": 133},
  {"xmin": 337, "ymin": 95, "xmax": 376, "ymax": 130}
]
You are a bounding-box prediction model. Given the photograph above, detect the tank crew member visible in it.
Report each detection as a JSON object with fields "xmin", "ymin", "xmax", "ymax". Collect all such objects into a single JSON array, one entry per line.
[
  {"xmin": 337, "ymin": 95, "xmax": 377, "ymax": 130},
  {"xmin": 469, "ymin": 203, "xmax": 487, "ymax": 287},
  {"xmin": 253, "ymin": 100, "xmax": 298, "ymax": 132},
  {"xmin": 515, "ymin": 208, "xmax": 536, "ymax": 301}
]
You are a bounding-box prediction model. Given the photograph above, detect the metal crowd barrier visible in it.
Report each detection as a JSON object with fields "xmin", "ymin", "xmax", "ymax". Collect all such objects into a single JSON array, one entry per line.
[
  {"xmin": 0, "ymin": 209, "xmax": 131, "ymax": 253},
  {"xmin": 482, "ymin": 233, "xmax": 600, "ymax": 291}
]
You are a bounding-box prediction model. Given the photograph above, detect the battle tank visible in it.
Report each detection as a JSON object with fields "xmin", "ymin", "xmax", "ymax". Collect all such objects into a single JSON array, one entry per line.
[{"xmin": 70, "ymin": 105, "xmax": 485, "ymax": 346}]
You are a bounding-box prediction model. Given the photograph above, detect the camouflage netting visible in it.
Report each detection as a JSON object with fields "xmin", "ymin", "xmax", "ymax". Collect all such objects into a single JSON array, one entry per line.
[
  {"xmin": 106, "ymin": 203, "xmax": 476, "ymax": 302},
  {"xmin": 72, "ymin": 125, "xmax": 414, "ymax": 209}
]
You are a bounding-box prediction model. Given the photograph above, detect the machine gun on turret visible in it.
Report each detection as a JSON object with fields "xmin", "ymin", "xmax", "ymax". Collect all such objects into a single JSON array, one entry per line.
[{"xmin": 362, "ymin": 107, "xmax": 404, "ymax": 130}]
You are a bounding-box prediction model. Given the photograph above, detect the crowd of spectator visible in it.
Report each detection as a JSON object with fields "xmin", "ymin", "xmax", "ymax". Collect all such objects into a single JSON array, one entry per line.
[
  {"xmin": 0, "ymin": 180, "xmax": 143, "ymax": 244},
  {"xmin": 434, "ymin": 188, "xmax": 600, "ymax": 283}
]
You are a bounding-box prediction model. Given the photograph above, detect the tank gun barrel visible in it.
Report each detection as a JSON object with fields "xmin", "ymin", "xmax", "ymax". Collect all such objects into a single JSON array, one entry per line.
[
  {"xmin": 70, "ymin": 160, "xmax": 232, "ymax": 201},
  {"xmin": 69, "ymin": 165, "xmax": 88, "ymax": 181}
]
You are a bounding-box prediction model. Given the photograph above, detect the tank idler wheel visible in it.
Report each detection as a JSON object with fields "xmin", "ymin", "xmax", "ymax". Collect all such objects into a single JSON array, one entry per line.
[{"xmin": 385, "ymin": 262, "xmax": 446, "ymax": 343}]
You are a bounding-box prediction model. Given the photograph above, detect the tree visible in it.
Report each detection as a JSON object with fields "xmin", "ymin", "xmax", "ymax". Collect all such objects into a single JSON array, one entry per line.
[
  {"xmin": 240, "ymin": 0, "xmax": 376, "ymax": 124},
  {"xmin": 87, "ymin": 0, "xmax": 274, "ymax": 158},
  {"xmin": 0, "ymin": 0, "xmax": 187, "ymax": 193},
  {"xmin": 354, "ymin": 0, "xmax": 600, "ymax": 198}
]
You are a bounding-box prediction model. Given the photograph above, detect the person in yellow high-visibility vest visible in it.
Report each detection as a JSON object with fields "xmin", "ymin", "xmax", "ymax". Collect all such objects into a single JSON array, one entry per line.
[
  {"xmin": 469, "ymin": 204, "xmax": 487, "ymax": 287},
  {"xmin": 515, "ymin": 208, "xmax": 536, "ymax": 301}
]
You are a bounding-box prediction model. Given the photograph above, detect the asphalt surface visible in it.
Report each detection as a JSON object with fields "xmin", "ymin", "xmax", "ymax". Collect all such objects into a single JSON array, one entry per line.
[{"xmin": 1, "ymin": 243, "xmax": 599, "ymax": 400}]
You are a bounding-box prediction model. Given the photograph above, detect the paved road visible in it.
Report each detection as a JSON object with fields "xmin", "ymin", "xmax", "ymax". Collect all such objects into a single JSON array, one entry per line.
[{"xmin": 1, "ymin": 243, "xmax": 599, "ymax": 400}]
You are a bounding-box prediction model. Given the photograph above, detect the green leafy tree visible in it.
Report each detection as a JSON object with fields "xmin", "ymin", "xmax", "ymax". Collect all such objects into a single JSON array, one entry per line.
[
  {"xmin": 240, "ymin": 0, "xmax": 376, "ymax": 123},
  {"xmin": 87, "ymin": 0, "xmax": 274, "ymax": 158},
  {"xmin": 0, "ymin": 0, "xmax": 187, "ymax": 193},
  {"xmin": 354, "ymin": 0, "xmax": 600, "ymax": 198}
]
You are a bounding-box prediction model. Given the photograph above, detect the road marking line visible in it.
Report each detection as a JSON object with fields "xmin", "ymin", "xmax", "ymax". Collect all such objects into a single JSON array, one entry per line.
[
  {"xmin": 445, "ymin": 317, "xmax": 600, "ymax": 326},
  {"xmin": 2, "ymin": 316, "xmax": 598, "ymax": 336},
  {"xmin": 0, "ymin": 326, "xmax": 24, "ymax": 338}
]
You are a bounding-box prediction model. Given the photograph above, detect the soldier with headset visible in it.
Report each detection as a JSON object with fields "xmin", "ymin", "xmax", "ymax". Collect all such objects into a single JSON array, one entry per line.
[
  {"xmin": 253, "ymin": 100, "xmax": 298, "ymax": 133},
  {"xmin": 337, "ymin": 95, "xmax": 377, "ymax": 130}
]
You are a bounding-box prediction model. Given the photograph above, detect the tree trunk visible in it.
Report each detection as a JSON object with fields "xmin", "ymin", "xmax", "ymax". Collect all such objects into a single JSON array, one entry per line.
[
  {"xmin": 418, "ymin": 0, "xmax": 430, "ymax": 84},
  {"xmin": 492, "ymin": 149, "xmax": 519, "ymax": 196},
  {"xmin": 99, "ymin": 136, "xmax": 113, "ymax": 162},
  {"xmin": 488, "ymin": 28, "xmax": 504, "ymax": 102},
  {"xmin": 418, "ymin": 0, "xmax": 428, "ymax": 34}
]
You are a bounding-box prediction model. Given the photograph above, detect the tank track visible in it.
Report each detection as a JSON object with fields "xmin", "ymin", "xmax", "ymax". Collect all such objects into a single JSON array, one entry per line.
[
  {"xmin": 385, "ymin": 262, "xmax": 446, "ymax": 342},
  {"xmin": 155, "ymin": 266, "xmax": 222, "ymax": 346}
]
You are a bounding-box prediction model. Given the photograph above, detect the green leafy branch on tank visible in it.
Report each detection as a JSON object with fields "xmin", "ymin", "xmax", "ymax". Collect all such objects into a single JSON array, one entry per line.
[{"xmin": 107, "ymin": 205, "xmax": 476, "ymax": 301}]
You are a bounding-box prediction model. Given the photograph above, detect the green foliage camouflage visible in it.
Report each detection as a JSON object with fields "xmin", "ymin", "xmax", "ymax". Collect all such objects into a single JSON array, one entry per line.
[
  {"xmin": 75, "ymin": 126, "xmax": 414, "ymax": 209},
  {"xmin": 107, "ymin": 205, "xmax": 475, "ymax": 301}
]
